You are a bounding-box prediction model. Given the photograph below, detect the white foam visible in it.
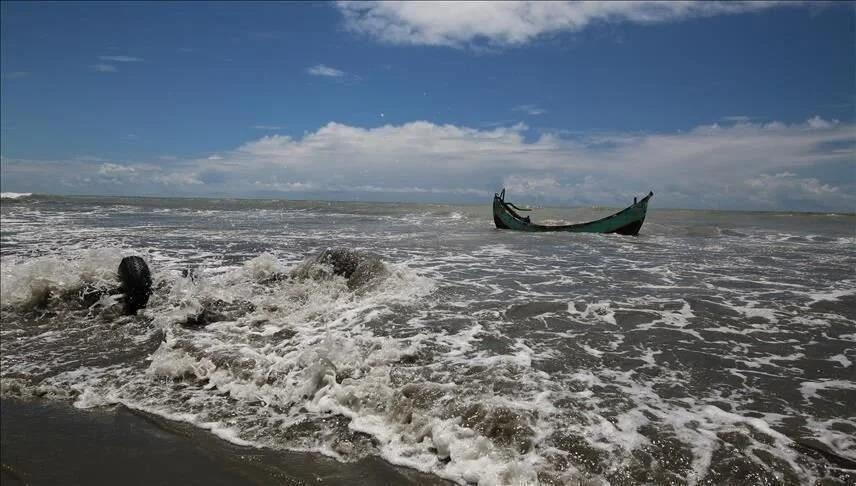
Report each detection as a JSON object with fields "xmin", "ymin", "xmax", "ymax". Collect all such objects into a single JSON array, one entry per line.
[
  {"xmin": 581, "ymin": 344, "xmax": 604, "ymax": 358},
  {"xmin": 147, "ymin": 345, "xmax": 212, "ymax": 379},
  {"xmin": 802, "ymin": 288, "xmax": 856, "ymax": 306},
  {"xmin": 0, "ymin": 192, "xmax": 32, "ymax": 199},
  {"xmin": 240, "ymin": 252, "xmax": 288, "ymax": 280},
  {"xmin": 0, "ymin": 248, "xmax": 129, "ymax": 305},
  {"xmin": 734, "ymin": 304, "xmax": 779, "ymax": 322},
  {"xmin": 567, "ymin": 301, "xmax": 617, "ymax": 326},
  {"xmin": 803, "ymin": 417, "xmax": 856, "ymax": 460},
  {"xmin": 741, "ymin": 352, "xmax": 804, "ymax": 369},
  {"xmin": 637, "ymin": 348, "xmax": 661, "ymax": 366},
  {"xmin": 74, "ymin": 387, "xmax": 117, "ymax": 408},
  {"xmin": 799, "ymin": 379, "xmax": 856, "ymax": 402},
  {"xmin": 828, "ymin": 354, "xmax": 852, "ymax": 368}
]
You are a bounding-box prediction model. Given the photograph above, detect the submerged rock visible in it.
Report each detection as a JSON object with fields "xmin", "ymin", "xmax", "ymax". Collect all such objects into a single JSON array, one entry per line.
[
  {"xmin": 291, "ymin": 247, "xmax": 388, "ymax": 290},
  {"xmin": 458, "ymin": 403, "xmax": 535, "ymax": 454}
]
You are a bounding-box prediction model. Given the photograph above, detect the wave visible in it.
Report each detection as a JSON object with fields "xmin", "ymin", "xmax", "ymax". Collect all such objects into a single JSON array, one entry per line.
[
  {"xmin": 0, "ymin": 247, "xmax": 572, "ymax": 484},
  {"xmin": 1, "ymin": 192, "xmax": 33, "ymax": 199}
]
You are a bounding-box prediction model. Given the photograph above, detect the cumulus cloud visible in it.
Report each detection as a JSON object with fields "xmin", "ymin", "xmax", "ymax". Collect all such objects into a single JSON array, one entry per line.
[
  {"xmin": 2, "ymin": 116, "xmax": 854, "ymax": 211},
  {"xmin": 307, "ymin": 64, "xmax": 346, "ymax": 77},
  {"xmin": 237, "ymin": 121, "xmax": 538, "ymax": 164},
  {"xmin": 337, "ymin": 1, "xmax": 793, "ymax": 47},
  {"xmin": 98, "ymin": 163, "xmax": 136, "ymax": 177},
  {"xmin": 806, "ymin": 115, "xmax": 836, "ymax": 129}
]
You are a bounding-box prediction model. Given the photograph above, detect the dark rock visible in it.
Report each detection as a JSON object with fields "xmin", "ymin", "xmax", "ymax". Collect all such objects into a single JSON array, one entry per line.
[
  {"xmin": 291, "ymin": 247, "xmax": 388, "ymax": 290},
  {"xmin": 118, "ymin": 256, "xmax": 152, "ymax": 315}
]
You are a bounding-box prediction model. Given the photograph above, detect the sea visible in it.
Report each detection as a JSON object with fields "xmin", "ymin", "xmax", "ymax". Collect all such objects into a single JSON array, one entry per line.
[{"xmin": 1, "ymin": 193, "xmax": 854, "ymax": 485}]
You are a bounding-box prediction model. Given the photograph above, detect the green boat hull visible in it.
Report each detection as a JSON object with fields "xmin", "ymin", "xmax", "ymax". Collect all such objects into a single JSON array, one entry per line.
[{"xmin": 493, "ymin": 189, "xmax": 653, "ymax": 235}]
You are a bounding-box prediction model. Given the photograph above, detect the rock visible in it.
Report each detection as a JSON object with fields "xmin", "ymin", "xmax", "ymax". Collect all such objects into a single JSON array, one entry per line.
[
  {"xmin": 291, "ymin": 247, "xmax": 388, "ymax": 290},
  {"xmin": 117, "ymin": 256, "xmax": 152, "ymax": 315}
]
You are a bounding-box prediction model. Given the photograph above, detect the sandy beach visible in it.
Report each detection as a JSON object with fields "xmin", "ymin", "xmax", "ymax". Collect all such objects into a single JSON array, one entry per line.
[{"xmin": 1, "ymin": 398, "xmax": 450, "ymax": 485}]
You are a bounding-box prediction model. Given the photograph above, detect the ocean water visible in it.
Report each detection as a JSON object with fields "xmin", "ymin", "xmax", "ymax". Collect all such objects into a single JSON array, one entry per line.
[{"xmin": 1, "ymin": 194, "xmax": 854, "ymax": 485}]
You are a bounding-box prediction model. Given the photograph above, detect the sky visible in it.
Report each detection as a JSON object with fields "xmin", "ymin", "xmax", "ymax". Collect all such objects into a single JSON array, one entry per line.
[{"xmin": 1, "ymin": 1, "xmax": 854, "ymax": 211}]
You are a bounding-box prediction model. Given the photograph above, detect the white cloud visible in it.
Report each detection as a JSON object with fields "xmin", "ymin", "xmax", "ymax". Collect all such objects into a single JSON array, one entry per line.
[
  {"xmin": 237, "ymin": 121, "xmax": 536, "ymax": 163},
  {"xmin": 2, "ymin": 116, "xmax": 853, "ymax": 210},
  {"xmin": 153, "ymin": 173, "xmax": 203, "ymax": 186},
  {"xmin": 98, "ymin": 163, "xmax": 136, "ymax": 177},
  {"xmin": 203, "ymin": 115, "xmax": 856, "ymax": 209},
  {"xmin": 92, "ymin": 64, "xmax": 117, "ymax": 72},
  {"xmin": 307, "ymin": 64, "xmax": 346, "ymax": 77},
  {"xmin": 15, "ymin": 159, "xmax": 203, "ymax": 191},
  {"xmin": 806, "ymin": 115, "xmax": 837, "ymax": 129},
  {"xmin": 98, "ymin": 55, "xmax": 144, "ymax": 62},
  {"xmin": 513, "ymin": 104, "xmax": 546, "ymax": 116},
  {"xmin": 253, "ymin": 180, "xmax": 319, "ymax": 192},
  {"xmin": 337, "ymin": 1, "xmax": 793, "ymax": 47},
  {"xmin": 745, "ymin": 172, "xmax": 849, "ymax": 209},
  {"xmin": 721, "ymin": 115, "xmax": 751, "ymax": 123}
]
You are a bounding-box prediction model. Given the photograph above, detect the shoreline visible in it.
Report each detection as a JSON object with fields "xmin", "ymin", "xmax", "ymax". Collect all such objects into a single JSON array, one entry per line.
[{"xmin": 0, "ymin": 398, "xmax": 451, "ymax": 486}]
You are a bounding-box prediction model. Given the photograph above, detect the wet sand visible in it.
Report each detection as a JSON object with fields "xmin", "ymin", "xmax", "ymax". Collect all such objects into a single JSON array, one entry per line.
[{"xmin": 0, "ymin": 399, "xmax": 450, "ymax": 486}]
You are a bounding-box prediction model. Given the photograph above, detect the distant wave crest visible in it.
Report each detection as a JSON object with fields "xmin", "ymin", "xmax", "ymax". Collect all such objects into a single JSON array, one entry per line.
[{"xmin": 1, "ymin": 192, "xmax": 33, "ymax": 199}]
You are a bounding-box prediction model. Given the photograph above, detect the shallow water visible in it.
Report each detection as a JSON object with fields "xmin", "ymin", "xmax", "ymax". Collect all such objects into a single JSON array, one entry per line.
[
  {"xmin": 2, "ymin": 194, "xmax": 854, "ymax": 485},
  {"xmin": 0, "ymin": 397, "xmax": 448, "ymax": 485}
]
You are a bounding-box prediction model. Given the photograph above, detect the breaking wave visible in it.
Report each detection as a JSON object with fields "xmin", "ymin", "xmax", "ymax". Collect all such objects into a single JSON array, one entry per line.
[{"xmin": 1, "ymin": 192, "xmax": 34, "ymax": 199}]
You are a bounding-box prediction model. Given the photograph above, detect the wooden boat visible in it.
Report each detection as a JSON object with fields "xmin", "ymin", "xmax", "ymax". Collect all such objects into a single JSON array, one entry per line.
[{"xmin": 493, "ymin": 188, "xmax": 653, "ymax": 235}]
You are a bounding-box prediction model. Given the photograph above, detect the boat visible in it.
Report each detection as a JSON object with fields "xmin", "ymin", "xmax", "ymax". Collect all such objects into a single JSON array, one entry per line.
[{"xmin": 493, "ymin": 188, "xmax": 653, "ymax": 235}]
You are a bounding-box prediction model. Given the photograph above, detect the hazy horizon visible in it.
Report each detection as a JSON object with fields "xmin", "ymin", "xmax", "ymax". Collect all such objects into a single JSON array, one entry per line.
[{"xmin": 5, "ymin": 191, "xmax": 856, "ymax": 216}]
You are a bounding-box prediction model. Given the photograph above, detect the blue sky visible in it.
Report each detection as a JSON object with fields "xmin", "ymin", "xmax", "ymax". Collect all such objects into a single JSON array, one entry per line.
[{"xmin": 1, "ymin": 1, "xmax": 854, "ymax": 211}]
